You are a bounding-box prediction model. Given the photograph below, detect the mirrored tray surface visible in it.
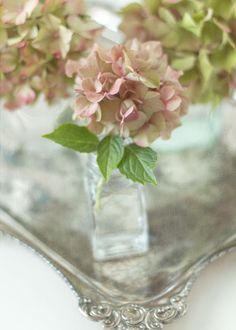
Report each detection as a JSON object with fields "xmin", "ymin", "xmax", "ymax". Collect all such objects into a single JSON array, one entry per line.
[{"xmin": 0, "ymin": 106, "xmax": 236, "ymax": 330}]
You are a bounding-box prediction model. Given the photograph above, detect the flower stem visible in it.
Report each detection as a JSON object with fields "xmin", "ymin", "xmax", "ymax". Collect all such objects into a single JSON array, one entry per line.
[{"xmin": 95, "ymin": 177, "xmax": 106, "ymax": 210}]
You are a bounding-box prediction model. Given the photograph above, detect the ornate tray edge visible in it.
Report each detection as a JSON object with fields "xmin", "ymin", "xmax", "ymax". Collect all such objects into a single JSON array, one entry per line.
[
  {"xmin": 78, "ymin": 246, "xmax": 236, "ymax": 329},
  {"xmin": 0, "ymin": 229, "xmax": 235, "ymax": 330}
]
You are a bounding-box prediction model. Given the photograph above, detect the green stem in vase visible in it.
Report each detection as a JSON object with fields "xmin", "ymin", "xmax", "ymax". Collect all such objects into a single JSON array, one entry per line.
[{"xmin": 95, "ymin": 177, "xmax": 106, "ymax": 211}]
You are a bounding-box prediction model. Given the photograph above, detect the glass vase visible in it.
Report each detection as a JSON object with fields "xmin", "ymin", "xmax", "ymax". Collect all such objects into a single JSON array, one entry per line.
[{"xmin": 85, "ymin": 154, "xmax": 149, "ymax": 261}]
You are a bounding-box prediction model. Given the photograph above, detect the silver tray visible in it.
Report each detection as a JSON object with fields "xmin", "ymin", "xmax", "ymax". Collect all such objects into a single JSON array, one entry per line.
[{"xmin": 0, "ymin": 104, "xmax": 236, "ymax": 330}]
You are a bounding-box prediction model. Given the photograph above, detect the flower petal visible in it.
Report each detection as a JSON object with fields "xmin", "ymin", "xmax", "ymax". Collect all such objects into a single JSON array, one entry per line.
[
  {"xmin": 109, "ymin": 78, "xmax": 124, "ymax": 95},
  {"xmin": 166, "ymin": 96, "xmax": 182, "ymax": 111},
  {"xmin": 160, "ymin": 85, "xmax": 175, "ymax": 101},
  {"xmin": 124, "ymin": 111, "xmax": 147, "ymax": 131},
  {"xmin": 74, "ymin": 97, "xmax": 99, "ymax": 118},
  {"xmin": 65, "ymin": 60, "xmax": 80, "ymax": 78}
]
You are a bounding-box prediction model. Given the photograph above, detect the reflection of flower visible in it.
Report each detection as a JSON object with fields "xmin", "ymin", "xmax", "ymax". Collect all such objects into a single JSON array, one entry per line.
[
  {"xmin": 0, "ymin": 0, "xmax": 102, "ymax": 110},
  {"xmin": 67, "ymin": 40, "xmax": 188, "ymax": 147},
  {"xmin": 120, "ymin": 0, "xmax": 236, "ymax": 104}
]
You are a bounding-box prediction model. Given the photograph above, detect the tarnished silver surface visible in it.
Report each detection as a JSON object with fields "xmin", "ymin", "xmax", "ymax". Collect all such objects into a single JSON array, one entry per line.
[
  {"xmin": 0, "ymin": 210, "xmax": 235, "ymax": 330},
  {"xmin": 0, "ymin": 102, "xmax": 236, "ymax": 329}
]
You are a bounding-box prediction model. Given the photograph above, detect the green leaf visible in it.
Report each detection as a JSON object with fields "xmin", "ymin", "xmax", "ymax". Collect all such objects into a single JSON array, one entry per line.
[
  {"xmin": 211, "ymin": 45, "xmax": 236, "ymax": 71},
  {"xmin": 120, "ymin": 3, "xmax": 143, "ymax": 14},
  {"xmin": 198, "ymin": 50, "xmax": 213, "ymax": 84},
  {"xmin": 172, "ymin": 55, "xmax": 196, "ymax": 71},
  {"xmin": 181, "ymin": 13, "xmax": 202, "ymax": 37},
  {"xmin": 97, "ymin": 135, "xmax": 124, "ymax": 181},
  {"xmin": 158, "ymin": 7, "xmax": 176, "ymax": 26},
  {"xmin": 43, "ymin": 123, "xmax": 99, "ymax": 153},
  {"xmin": 209, "ymin": 0, "xmax": 235, "ymax": 20},
  {"xmin": 180, "ymin": 68, "xmax": 198, "ymax": 85},
  {"xmin": 144, "ymin": 0, "xmax": 161, "ymax": 14},
  {"xmin": 223, "ymin": 47, "xmax": 236, "ymax": 71},
  {"xmin": 0, "ymin": 27, "xmax": 7, "ymax": 47},
  {"xmin": 161, "ymin": 29, "xmax": 179, "ymax": 48},
  {"xmin": 118, "ymin": 144, "xmax": 157, "ymax": 185}
]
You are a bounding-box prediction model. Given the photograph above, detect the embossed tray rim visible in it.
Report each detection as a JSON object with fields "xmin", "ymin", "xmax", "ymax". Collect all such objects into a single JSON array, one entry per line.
[{"xmin": 0, "ymin": 208, "xmax": 235, "ymax": 330}]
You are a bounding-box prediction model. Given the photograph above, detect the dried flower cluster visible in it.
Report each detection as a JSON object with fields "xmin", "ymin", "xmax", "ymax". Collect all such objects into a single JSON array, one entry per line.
[
  {"xmin": 66, "ymin": 39, "xmax": 188, "ymax": 147},
  {"xmin": 0, "ymin": 0, "xmax": 102, "ymax": 110},
  {"xmin": 120, "ymin": 0, "xmax": 236, "ymax": 104}
]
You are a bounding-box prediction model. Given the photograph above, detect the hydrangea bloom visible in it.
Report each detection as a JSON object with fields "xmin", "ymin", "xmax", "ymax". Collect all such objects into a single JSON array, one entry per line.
[
  {"xmin": 1, "ymin": 0, "xmax": 39, "ymax": 25},
  {"xmin": 66, "ymin": 40, "xmax": 188, "ymax": 147},
  {"xmin": 120, "ymin": 0, "xmax": 236, "ymax": 104},
  {"xmin": 0, "ymin": 0, "xmax": 102, "ymax": 110}
]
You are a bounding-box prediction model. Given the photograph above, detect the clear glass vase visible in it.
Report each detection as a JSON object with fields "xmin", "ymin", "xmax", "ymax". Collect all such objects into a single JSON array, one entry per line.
[{"xmin": 85, "ymin": 154, "xmax": 149, "ymax": 261}]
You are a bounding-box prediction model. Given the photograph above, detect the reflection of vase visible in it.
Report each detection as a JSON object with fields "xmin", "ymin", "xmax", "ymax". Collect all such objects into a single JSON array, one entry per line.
[
  {"xmin": 153, "ymin": 103, "xmax": 222, "ymax": 153},
  {"xmin": 85, "ymin": 154, "xmax": 149, "ymax": 261},
  {"xmin": 222, "ymin": 98, "xmax": 236, "ymax": 155},
  {"xmin": 0, "ymin": 98, "xmax": 69, "ymax": 216},
  {"xmin": 232, "ymin": 90, "xmax": 236, "ymax": 102},
  {"xmin": 150, "ymin": 103, "xmax": 223, "ymax": 188}
]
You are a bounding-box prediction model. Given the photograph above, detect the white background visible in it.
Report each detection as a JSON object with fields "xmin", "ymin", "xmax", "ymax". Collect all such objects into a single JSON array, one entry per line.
[{"xmin": 0, "ymin": 236, "xmax": 235, "ymax": 330}]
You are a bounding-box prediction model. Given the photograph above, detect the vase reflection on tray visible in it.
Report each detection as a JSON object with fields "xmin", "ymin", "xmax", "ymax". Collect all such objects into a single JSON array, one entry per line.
[
  {"xmin": 0, "ymin": 98, "xmax": 69, "ymax": 217},
  {"xmin": 222, "ymin": 96, "xmax": 236, "ymax": 156},
  {"xmin": 153, "ymin": 102, "xmax": 223, "ymax": 188}
]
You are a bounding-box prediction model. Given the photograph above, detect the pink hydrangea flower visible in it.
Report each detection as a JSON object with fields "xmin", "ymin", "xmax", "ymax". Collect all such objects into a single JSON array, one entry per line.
[
  {"xmin": 67, "ymin": 40, "xmax": 188, "ymax": 147},
  {"xmin": 0, "ymin": 0, "xmax": 103, "ymax": 110},
  {"xmin": 4, "ymin": 84, "xmax": 36, "ymax": 110}
]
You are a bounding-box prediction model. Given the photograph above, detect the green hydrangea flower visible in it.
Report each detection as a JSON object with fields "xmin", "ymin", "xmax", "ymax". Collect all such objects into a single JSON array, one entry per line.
[{"xmin": 120, "ymin": 0, "xmax": 236, "ymax": 104}]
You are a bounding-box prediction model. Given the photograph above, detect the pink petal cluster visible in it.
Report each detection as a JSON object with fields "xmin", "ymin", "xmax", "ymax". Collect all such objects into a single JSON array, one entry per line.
[
  {"xmin": 0, "ymin": 0, "xmax": 102, "ymax": 110},
  {"xmin": 67, "ymin": 40, "xmax": 188, "ymax": 147}
]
